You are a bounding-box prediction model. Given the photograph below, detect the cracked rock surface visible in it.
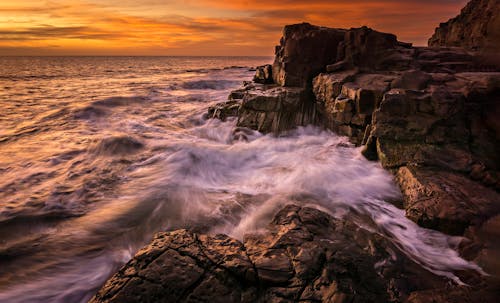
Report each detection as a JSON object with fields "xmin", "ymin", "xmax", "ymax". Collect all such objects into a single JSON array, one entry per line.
[{"xmin": 91, "ymin": 205, "xmax": 496, "ymax": 303}]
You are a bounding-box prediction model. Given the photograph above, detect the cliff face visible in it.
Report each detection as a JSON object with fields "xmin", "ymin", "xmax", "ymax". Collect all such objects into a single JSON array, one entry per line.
[
  {"xmin": 428, "ymin": 0, "xmax": 500, "ymax": 58},
  {"xmin": 272, "ymin": 23, "xmax": 345, "ymax": 87}
]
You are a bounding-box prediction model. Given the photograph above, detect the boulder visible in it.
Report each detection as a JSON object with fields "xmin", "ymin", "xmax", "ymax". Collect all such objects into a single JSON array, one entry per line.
[{"xmin": 207, "ymin": 100, "xmax": 241, "ymax": 121}]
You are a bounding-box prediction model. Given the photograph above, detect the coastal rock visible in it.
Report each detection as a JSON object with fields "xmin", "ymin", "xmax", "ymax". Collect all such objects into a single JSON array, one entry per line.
[
  {"xmin": 210, "ymin": 0, "xmax": 500, "ymax": 237},
  {"xmin": 337, "ymin": 26, "xmax": 414, "ymax": 72},
  {"xmin": 396, "ymin": 166, "xmax": 500, "ymax": 235},
  {"xmin": 428, "ymin": 0, "xmax": 500, "ymax": 64},
  {"xmin": 207, "ymin": 100, "xmax": 241, "ymax": 121},
  {"xmin": 273, "ymin": 23, "xmax": 345, "ymax": 87},
  {"xmin": 253, "ymin": 64, "xmax": 273, "ymax": 84},
  {"xmin": 92, "ymin": 205, "xmax": 466, "ymax": 303},
  {"xmin": 236, "ymin": 85, "xmax": 315, "ymax": 133},
  {"xmin": 92, "ymin": 135, "xmax": 144, "ymax": 156}
]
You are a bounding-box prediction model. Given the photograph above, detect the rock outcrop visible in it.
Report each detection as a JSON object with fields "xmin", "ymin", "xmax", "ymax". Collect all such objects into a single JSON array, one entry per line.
[
  {"xmin": 272, "ymin": 23, "xmax": 346, "ymax": 87},
  {"xmin": 428, "ymin": 0, "xmax": 500, "ymax": 61},
  {"xmin": 92, "ymin": 205, "xmax": 497, "ymax": 303},
  {"xmin": 98, "ymin": 1, "xmax": 500, "ymax": 302},
  {"xmin": 207, "ymin": 2, "xmax": 500, "ymax": 235},
  {"xmin": 253, "ymin": 64, "xmax": 273, "ymax": 84}
]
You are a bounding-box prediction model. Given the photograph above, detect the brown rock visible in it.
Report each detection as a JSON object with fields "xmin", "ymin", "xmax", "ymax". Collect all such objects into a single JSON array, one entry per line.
[
  {"xmin": 91, "ymin": 205, "xmax": 456, "ymax": 303},
  {"xmin": 236, "ymin": 86, "xmax": 315, "ymax": 133},
  {"xmin": 428, "ymin": 0, "xmax": 500, "ymax": 66},
  {"xmin": 338, "ymin": 26, "xmax": 414, "ymax": 72},
  {"xmin": 396, "ymin": 166, "xmax": 500, "ymax": 235},
  {"xmin": 391, "ymin": 70, "xmax": 432, "ymax": 90},
  {"xmin": 273, "ymin": 23, "xmax": 346, "ymax": 87},
  {"xmin": 253, "ymin": 64, "xmax": 273, "ymax": 84},
  {"xmin": 207, "ymin": 100, "xmax": 241, "ymax": 121}
]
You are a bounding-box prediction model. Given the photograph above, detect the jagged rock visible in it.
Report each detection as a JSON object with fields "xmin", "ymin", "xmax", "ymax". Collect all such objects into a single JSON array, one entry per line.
[
  {"xmin": 92, "ymin": 205, "xmax": 470, "ymax": 303},
  {"xmin": 207, "ymin": 100, "xmax": 241, "ymax": 121},
  {"xmin": 312, "ymin": 71, "xmax": 357, "ymax": 108},
  {"xmin": 428, "ymin": 0, "xmax": 500, "ymax": 65},
  {"xmin": 210, "ymin": 0, "xmax": 500, "ymax": 236},
  {"xmin": 253, "ymin": 64, "xmax": 273, "ymax": 84},
  {"xmin": 273, "ymin": 23, "xmax": 346, "ymax": 87},
  {"xmin": 337, "ymin": 26, "xmax": 414, "ymax": 72},
  {"xmin": 236, "ymin": 86, "xmax": 315, "ymax": 133}
]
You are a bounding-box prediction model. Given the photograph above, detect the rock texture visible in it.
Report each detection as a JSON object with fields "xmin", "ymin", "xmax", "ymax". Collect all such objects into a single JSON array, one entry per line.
[
  {"xmin": 273, "ymin": 23, "xmax": 346, "ymax": 87},
  {"xmin": 209, "ymin": 2, "xmax": 500, "ymax": 235},
  {"xmin": 253, "ymin": 64, "xmax": 273, "ymax": 84},
  {"xmin": 429, "ymin": 0, "xmax": 500, "ymax": 61},
  {"xmin": 93, "ymin": 205, "xmax": 496, "ymax": 303}
]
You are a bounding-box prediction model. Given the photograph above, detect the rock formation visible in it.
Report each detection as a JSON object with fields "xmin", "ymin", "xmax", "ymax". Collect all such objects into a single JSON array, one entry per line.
[
  {"xmin": 207, "ymin": 5, "xmax": 500, "ymax": 236},
  {"xmin": 93, "ymin": 1, "xmax": 500, "ymax": 301},
  {"xmin": 91, "ymin": 205, "xmax": 498, "ymax": 303},
  {"xmin": 429, "ymin": 0, "xmax": 500, "ymax": 61}
]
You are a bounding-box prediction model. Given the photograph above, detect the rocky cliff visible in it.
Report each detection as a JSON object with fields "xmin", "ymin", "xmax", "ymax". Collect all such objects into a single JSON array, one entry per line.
[
  {"xmin": 428, "ymin": 0, "xmax": 500, "ymax": 58},
  {"xmin": 210, "ymin": 21, "xmax": 500, "ymax": 236}
]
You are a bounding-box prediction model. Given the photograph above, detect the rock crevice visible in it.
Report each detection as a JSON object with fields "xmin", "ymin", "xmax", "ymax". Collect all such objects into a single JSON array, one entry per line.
[{"xmin": 92, "ymin": 205, "xmax": 482, "ymax": 303}]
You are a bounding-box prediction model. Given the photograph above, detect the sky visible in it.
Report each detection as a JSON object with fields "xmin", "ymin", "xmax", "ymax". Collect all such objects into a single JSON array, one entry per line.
[{"xmin": 0, "ymin": 0, "xmax": 469, "ymax": 56}]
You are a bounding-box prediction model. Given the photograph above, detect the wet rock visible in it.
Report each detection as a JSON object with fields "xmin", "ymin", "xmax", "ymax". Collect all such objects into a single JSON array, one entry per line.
[
  {"xmin": 207, "ymin": 100, "xmax": 241, "ymax": 121},
  {"xmin": 213, "ymin": 1, "xmax": 500, "ymax": 237},
  {"xmin": 236, "ymin": 86, "xmax": 315, "ymax": 133},
  {"xmin": 92, "ymin": 135, "xmax": 144, "ymax": 156},
  {"xmin": 92, "ymin": 205, "xmax": 460, "ymax": 303}
]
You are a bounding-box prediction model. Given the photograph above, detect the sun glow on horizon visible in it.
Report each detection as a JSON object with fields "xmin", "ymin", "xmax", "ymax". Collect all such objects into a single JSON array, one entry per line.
[{"xmin": 0, "ymin": 0, "xmax": 468, "ymax": 56}]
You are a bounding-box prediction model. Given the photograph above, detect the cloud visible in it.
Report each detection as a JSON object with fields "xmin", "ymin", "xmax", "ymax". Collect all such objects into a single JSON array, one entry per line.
[{"xmin": 0, "ymin": 0, "xmax": 469, "ymax": 55}]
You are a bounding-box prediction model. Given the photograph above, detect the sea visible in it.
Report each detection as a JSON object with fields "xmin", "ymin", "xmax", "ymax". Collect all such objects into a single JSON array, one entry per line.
[{"xmin": 0, "ymin": 56, "xmax": 482, "ymax": 302}]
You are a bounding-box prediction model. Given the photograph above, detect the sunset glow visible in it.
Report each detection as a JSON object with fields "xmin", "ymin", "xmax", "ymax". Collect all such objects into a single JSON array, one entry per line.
[{"xmin": 0, "ymin": 0, "xmax": 469, "ymax": 55}]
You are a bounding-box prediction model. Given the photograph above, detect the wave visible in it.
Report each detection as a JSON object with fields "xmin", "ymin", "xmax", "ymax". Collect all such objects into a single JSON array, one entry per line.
[{"xmin": 133, "ymin": 123, "xmax": 483, "ymax": 284}]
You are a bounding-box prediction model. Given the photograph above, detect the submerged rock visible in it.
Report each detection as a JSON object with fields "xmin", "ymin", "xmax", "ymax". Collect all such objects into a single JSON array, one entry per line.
[{"xmin": 92, "ymin": 135, "xmax": 144, "ymax": 156}]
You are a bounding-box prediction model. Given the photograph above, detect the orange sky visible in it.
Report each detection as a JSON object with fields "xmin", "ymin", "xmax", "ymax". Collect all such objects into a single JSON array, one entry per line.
[{"xmin": 0, "ymin": 0, "xmax": 468, "ymax": 56}]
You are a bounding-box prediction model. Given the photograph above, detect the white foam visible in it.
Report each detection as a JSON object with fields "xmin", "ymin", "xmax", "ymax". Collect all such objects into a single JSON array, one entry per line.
[{"xmin": 144, "ymin": 121, "xmax": 483, "ymax": 283}]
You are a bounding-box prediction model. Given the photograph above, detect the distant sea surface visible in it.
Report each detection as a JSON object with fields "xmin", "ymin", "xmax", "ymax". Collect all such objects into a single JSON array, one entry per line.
[{"xmin": 0, "ymin": 57, "xmax": 480, "ymax": 302}]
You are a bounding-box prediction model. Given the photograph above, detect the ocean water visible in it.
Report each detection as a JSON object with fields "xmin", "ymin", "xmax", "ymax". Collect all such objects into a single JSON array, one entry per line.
[{"xmin": 0, "ymin": 57, "xmax": 482, "ymax": 302}]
